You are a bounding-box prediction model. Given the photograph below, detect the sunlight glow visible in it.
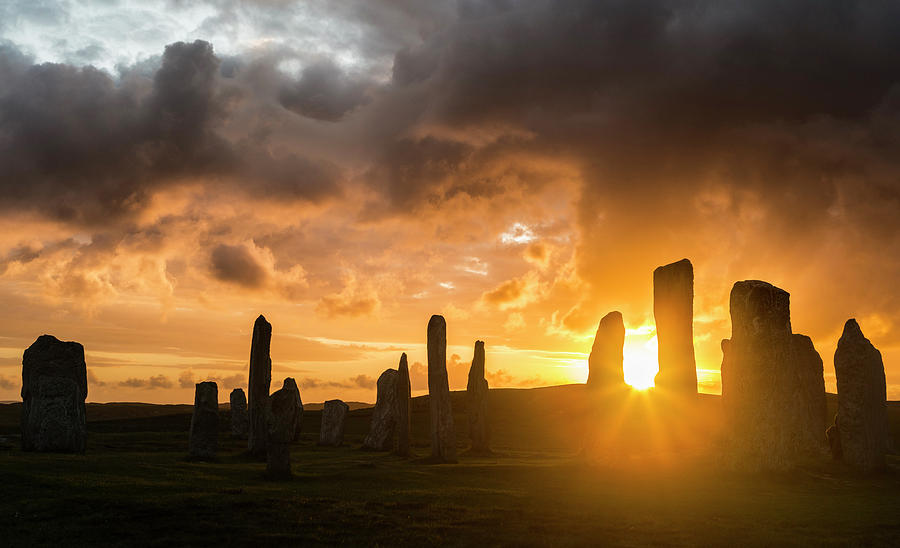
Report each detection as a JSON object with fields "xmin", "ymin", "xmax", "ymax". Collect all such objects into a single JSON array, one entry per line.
[{"xmin": 623, "ymin": 333, "xmax": 659, "ymax": 390}]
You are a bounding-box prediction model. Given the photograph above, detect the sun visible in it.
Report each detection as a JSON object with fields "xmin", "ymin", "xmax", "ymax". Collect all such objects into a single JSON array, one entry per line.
[{"xmin": 623, "ymin": 332, "xmax": 659, "ymax": 390}]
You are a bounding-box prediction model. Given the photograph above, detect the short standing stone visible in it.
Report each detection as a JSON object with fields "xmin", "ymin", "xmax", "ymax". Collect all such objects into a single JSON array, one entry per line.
[
  {"xmin": 833, "ymin": 319, "xmax": 889, "ymax": 471},
  {"xmin": 266, "ymin": 380, "xmax": 301, "ymax": 480},
  {"xmin": 396, "ymin": 353, "xmax": 412, "ymax": 456},
  {"xmin": 318, "ymin": 399, "xmax": 350, "ymax": 446},
  {"xmin": 793, "ymin": 334, "xmax": 828, "ymax": 454},
  {"xmin": 362, "ymin": 369, "xmax": 399, "ymax": 451},
  {"xmin": 21, "ymin": 335, "xmax": 87, "ymax": 453},
  {"xmin": 586, "ymin": 311, "xmax": 625, "ymax": 388},
  {"xmin": 230, "ymin": 388, "xmax": 249, "ymax": 439},
  {"xmin": 428, "ymin": 315, "xmax": 457, "ymax": 462},
  {"xmin": 467, "ymin": 340, "xmax": 490, "ymax": 453},
  {"xmin": 248, "ymin": 315, "xmax": 272, "ymax": 458},
  {"xmin": 282, "ymin": 377, "xmax": 304, "ymax": 442},
  {"xmin": 653, "ymin": 259, "xmax": 697, "ymax": 395},
  {"xmin": 189, "ymin": 381, "xmax": 218, "ymax": 459}
]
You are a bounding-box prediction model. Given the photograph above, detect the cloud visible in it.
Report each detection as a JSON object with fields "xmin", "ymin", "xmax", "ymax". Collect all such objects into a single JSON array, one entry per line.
[
  {"xmin": 118, "ymin": 374, "xmax": 174, "ymax": 389},
  {"xmin": 210, "ymin": 244, "xmax": 268, "ymax": 288},
  {"xmin": 279, "ymin": 60, "xmax": 372, "ymax": 121},
  {"xmin": 298, "ymin": 374, "xmax": 376, "ymax": 391},
  {"xmin": 316, "ymin": 273, "xmax": 380, "ymax": 318},
  {"xmin": 481, "ymin": 271, "xmax": 542, "ymax": 310},
  {"xmin": 87, "ymin": 370, "xmax": 107, "ymax": 388},
  {"xmin": 0, "ymin": 375, "xmax": 15, "ymax": 390}
]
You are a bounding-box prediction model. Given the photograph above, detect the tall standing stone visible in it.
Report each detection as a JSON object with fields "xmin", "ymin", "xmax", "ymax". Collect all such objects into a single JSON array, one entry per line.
[
  {"xmin": 282, "ymin": 377, "xmax": 304, "ymax": 442},
  {"xmin": 21, "ymin": 335, "xmax": 87, "ymax": 453},
  {"xmin": 265, "ymin": 380, "xmax": 301, "ymax": 480},
  {"xmin": 467, "ymin": 340, "xmax": 490, "ymax": 453},
  {"xmin": 318, "ymin": 399, "xmax": 350, "ymax": 446},
  {"xmin": 189, "ymin": 381, "xmax": 218, "ymax": 459},
  {"xmin": 230, "ymin": 388, "xmax": 249, "ymax": 439},
  {"xmin": 362, "ymin": 369, "xmax": 399, "ymax": 451},
  {"xmin": 586, "ymin": 311, "xmax": 625, "ymax": 388},
  {"xmin": 428, "ymin": 315, "xmax": 457, "ymax": 462},
  {"xmin": 832, "ymin": 319, "xmax": 889, "ymax": 471},
  {"xmin": 721, "ymin": 280, "xmax": 827, "ymax": 469},
  {"xmin": 653, "ymin": 259, "xmax": 697, "ymax": 395},
  {"xmin": 793, "ymin": 334, "xmax": 828, "ymax": 454},
  {"xmin": 248, "ymin": 314, "xmax": 272, "ymax": 458},
  {"xmin": 396, "ymin": 353, "xmax": 412, "ymax": 456}
]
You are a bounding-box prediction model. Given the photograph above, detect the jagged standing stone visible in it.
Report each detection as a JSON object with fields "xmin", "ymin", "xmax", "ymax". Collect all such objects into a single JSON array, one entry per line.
[
  {"xmin": 21, "ymin": 335, "xmax": 87, "ymax": 453},
  {"xmin": 428, "ymin": 315, "xmax": 457, "ymax": 462},
  {"xmin": 282, "ymin": 377, "xmax": 304, "ymax": 442},
  {"xmin": 396, "ymin": 353, "xmax": 412, "ymax": 456},
  {"xmin": 230, "ymin": 388, "xmax": 249, "ymax": 439},
  {"xmin": 467, "ymin": 340, "xmax": 490, "ymax": 453},
  {"xmin": 266, "ymin": 380, "xmax": 301, "ymax": 480},
  {"xmin": 586, "ymin": 311, "xmax": 625, "ymax": 388},
  {"xmin": 832, "ymin": 319, "xmax": 889, "ymax": 471},
  {"xmin": 653, "ymin": 259, "xmax": 697, "ymax": 395},
  {"xmin": 318, "ymin": 399, "xmax": 350, "ymax": 446},
  {"xmin": 189, "ymin": 382, "xmax": 218, "ymax": 459},
  {"xmin": 248, "ymin": 314, "xmax": 272, "ymax": 458},
  {"xmin": 362, "ymin": 369, "xmax": 399, "ymax": 451}
]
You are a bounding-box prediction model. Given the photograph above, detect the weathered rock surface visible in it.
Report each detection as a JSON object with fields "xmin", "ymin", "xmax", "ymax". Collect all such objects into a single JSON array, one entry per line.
[
  {"xmin": 428, "ymin": 315, "xmax": 457, "ymax": 462},
  {"xmin": 396, "ymin": 353, "xmax": 412, "ymax": 456},
  {"xmin": 721, "ymin": 280, "xmax": 828, "ymax": 469},
  {"xmin": 282, "ymin": 377, "xmax": 304, "ymax": 442},
  {"xmin": 230, "ymin": 388, "xmax": 249, "ymax": 439},
  {"xmin": 586, "ymin": 311, "xmax": 625, "ymax": 388},
  {"xmin": 833, "ymin": 319, "xmax": 888, "ymax": 471},
  {"xmin": 248, "ymin": 314, "xmax": 272, "ymax": 458},
  {"xmin": 318, "ymin": 399, "xmax": 350, "ymax": 446},
  {"xmin": 653, "ymin": 259, "xmax": 697, "ymax": 395},
  {"xmin": 189, "ymin": 381, "xmax": 218, "ymax": 459},
  {"xmin": 362, "ymin": 368, "xmax": 399, "ymax": 451},
  {"xmin": 467, "ymin": 340, "xmax": 490, "ymax": 453},
  {"xmin": 265, "ymin": 380, "xmax": 301, "ymax": 480},
  {"xmin": 21, "ymin": 335, "xmax": 87, "ymax": 453}
]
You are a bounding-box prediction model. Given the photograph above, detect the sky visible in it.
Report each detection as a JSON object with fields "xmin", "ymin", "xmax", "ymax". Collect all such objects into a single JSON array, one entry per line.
[{"xmin": 1, "ymin": 0, "xmax": 899, "ymax": 404}]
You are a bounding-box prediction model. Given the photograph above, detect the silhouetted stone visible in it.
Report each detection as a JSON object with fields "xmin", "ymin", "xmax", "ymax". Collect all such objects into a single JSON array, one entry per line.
[
  {"xmin": 362, "ymin": 368, "xmax": 399, "ymax": 451},
  {"xmin": 721, "ymin": 280, "xmax": 827, "ymax": 469},
  {"xmin": 230, "ymin": 388, "xmax": 249, "ymax": 439},
  {"xmin": 396, "ymin": 353, "xmax": 412, "ymax": 456},
  {"xmin": 826, "ymin": 423, "xmax": 842, "ymax": 460},
  {"xmin": 265, "ymin": 380, "xmax": 301, "ymax": 480},
  {"xmin": 282, "ymin": 377, "xmax": 304, "ymax": 442},
  {"xmin": 428, "ymin": 315, "xmax": 457, "ymax": 462},
  {"xmin": 21, "ymin": 335, "xmax": 87, "ymax": 453},
  {"xmin": 833, "ymin": 319, "xmax": 888, "ymax": 472},
  {"xmin": 318, "ymin": 399, "xmax": 349, "ymax": 446},
  {"xmin": 248, "ymin": 314, "xmax": 272, "ymax": 458},
  {"xmin": 189, "ymin": 381, "xmax": 218, "ymax": 459},
  {"xmin": 653, "ymin": 259, "xmax": 697, "ymax": 395},
  {"xmin": 586, "ymin": 311, "xmax": 625, "ymax": 388},
  {"xmin": 467, "ymin": 340, "xmax": 490, "ymax": 453}
]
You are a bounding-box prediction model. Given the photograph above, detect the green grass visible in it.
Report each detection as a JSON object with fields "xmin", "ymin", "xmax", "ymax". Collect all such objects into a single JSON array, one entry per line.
[{"xmin": 2, "ymin": 387, "xmax": 899, "ymax": 546}]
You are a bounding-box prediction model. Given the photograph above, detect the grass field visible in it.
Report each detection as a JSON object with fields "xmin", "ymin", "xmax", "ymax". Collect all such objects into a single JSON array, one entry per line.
[{"xmin": 2, "ymin": 386, "xmax": 899, "ymax": 546}]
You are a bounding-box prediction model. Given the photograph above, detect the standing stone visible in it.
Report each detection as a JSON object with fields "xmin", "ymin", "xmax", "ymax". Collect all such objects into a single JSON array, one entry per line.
[
  {"xmin": 586, "ymin": 311, "xmax": 625, "ymax": 388},
  {"xmin": 21, "ymin": 335, "xmax": 87, "ymax": 453},
  {"xmin": 282, "ymin": 377, "xmax": 304, "ymax": 442},
  {"xmin": 265, "ymin": 380, "xmax": 301, "ymax": 480},
  {"xmin": 721, "ymin": 280, "xmax": 827, "ymax": 469},
  {"xmin": 396, "ymin": 353, "xmax": 412, "ymax": 456},
  {"xmin": 653, "ymin": 259, "xmax": 697, "ymax": 395},
  {"xmin": 318, "ymin": 399, "xmax": 350, "ymax": 446},
  {"xmin": 428, "ymin": 315, "xmax": 457, "ymax": 462},
  {"xmin": 793, "ymin": 334, "xmax": 828, "ymax": 454},
  {"xmin": 362, "ymin": 369, "xmax": 399, "ymax": 451},
  {"xmin": 832, "ymin": 319, "xmax": 889, "ymax": 471},
  {"xmin": 467, "ymin": 340, "xmax": 490, "ymax": 453},
  {"xmin": 248, "ymin": 314, "xmax": 272, "ymax": 458},
  {"xmin": 230, "ymin": 388, "xmax": 249, "ymax": 439},
  {"xmin": 189, "ymin": 382, "xmax": 218, "ymax": 459}
]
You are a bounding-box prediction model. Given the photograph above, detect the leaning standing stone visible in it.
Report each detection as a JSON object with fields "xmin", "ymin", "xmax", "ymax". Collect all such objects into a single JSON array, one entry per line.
[
  {"xmin": 396, "ymin": 353, "xmax": 412, "ymax": 456},
  {"xmin": 282, "ymin": 377, "xmax": 304, "ymax": 441},
  {"xmin": 21, "ymin": 335, "xmax": 87, "ymax": 453},
  {"xmin": 653, "ymin": 259, "xmax": 697, "ymax": 395},
  {"xmin": 586, "ymin": 311, "xmax": 625, "ymax": 389},
  {"xmin": 318, "ymin": 399, "xmax": 350, "ymax": 446},
  {"xmin": 266, "ymin": 380, "xmax": 301, "ymax": 480},
  {"xmin": 467, "ymin": 340, "xmax": 490, "ymax": 453},
  {"xmin": 428, "ymin": 315, "xmax": 457, "ymax": 463},
  {"xmin": 230, "ymin": 388, "xmax": 249, "ymax": 439},
  {"xmin": 248, "ymin": 314, "xmax": 272, "ymax": 458},
  {"xmin": 189, "ymin": 381, "xmax": 218, "ymax": 459},
  {"xmin": 832, "ymin": 319, "xmax": 889, "ymax": 471},
  {"xmin": 362, "ymin": 369, "xmax": 400, "ymax": 451}
]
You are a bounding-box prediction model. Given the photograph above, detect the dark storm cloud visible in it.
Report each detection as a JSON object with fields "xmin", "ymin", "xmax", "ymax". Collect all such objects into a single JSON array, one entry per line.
[
  {"xmin": 279, "ymin": 61, "xmax": 372, "ymax": 121},
  {"xmin": 210, "ymin": 243, "xmax": 267, "ymax": 288}
]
